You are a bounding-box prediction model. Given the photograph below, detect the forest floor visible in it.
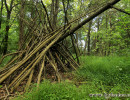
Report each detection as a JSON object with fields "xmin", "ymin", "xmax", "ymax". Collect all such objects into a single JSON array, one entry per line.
[{"xmin": 0, "ymin": 56, "xmax": 130, "ymax": 100}]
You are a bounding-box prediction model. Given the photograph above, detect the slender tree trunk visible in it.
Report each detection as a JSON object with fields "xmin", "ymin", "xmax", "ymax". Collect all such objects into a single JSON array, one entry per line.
[
  {"xmin": 95, "ymin": 17, "xmax": 100, "ymax": 55},
  {"xmin": 19, "ymin": 0, "xmax": 25, "ymax": 49},
  {"xmin": 52, "ymin": 0, "xmax": 59, "ymax": 29},
  {"xmin": 87, "ymin": 20, "xmax": 92, "ymax": 55},
  {"xmin": 75, "ymin": 33, "xmax": 79, "ymax": 50},
  {"xmin": 84, "ymin": 30, "xmax": 88, "ymax": 55},
  {"xmin": 54, "ymin": 0, "xmax": 59, "ymax": 25},
  {"xmin": 108, "ymin": 15, "xmax": 112, "ymax": 55},
  {"xmin": 3, "ymin": 12, "xmax": 11, "ymax": 55},
  {"xmin": 105, "ymin": 11, "xmax": 108, "ymax": 55},
  {"xmin": 3, "ymin": 0, "xmax": 14, "ymax": 55},
  {"xmin": 0, "ymin": 0, "xmax": 3, "ymax": 29},
  {"xmin": 51, "ymin": 0, "xmax": 54, "ymax": 22},
  {"xmin": 84, "ymin": 20, "xmax": 92, "ymax": 55},
  {"xmin": 0, "ymin": 0, "xmax": 4, "ymax": 53},
  {"xmin": 71, "ymin": 34, "xmax": 79, "ymax": 64}
]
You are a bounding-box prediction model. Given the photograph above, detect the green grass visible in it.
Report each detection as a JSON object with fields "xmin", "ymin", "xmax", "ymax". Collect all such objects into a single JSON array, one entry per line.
[
  {"xmin": 14, "ymin": 80, "xmax": 106, "ymax": 100},
  {"xmin": 75, "ymin": 56, "xmax": 130, "ymax": 97},
  {"xmin": 10, "ymin": 56, "xmax": 130, "ymax": 100},
  {"xmin": 76, "ymin": 56, "xmax": 130, "ymax": 86}
]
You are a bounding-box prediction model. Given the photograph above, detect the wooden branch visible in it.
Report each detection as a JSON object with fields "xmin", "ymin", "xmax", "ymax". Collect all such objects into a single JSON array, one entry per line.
[
  {"xmin": 70, "ymin": 35, "xmax": 79, "ymax": 64},
  {"xmin": 0, "ymin": 0, "xmax": 4, "ymax": 12},
  {"xmin": 10, "ymin": 0, "xmax": 14, "ymax": 11},
  {"xmin": 62, "ymin": 0, "xmax": 69, "ymax": 24},
  {"xmin": 5, "ymin": 84, "xmax": 9, "ymax": 95},
  {"xmin": 55, "ymin": 52, "xmax": 69, "ymax": 71},
  {"xmin": 37, "ymin": 56, "xmax": 45, "ymax": 88},
  {"xmin": 111, "ymin": 6, "xmax": 130, "ymax": 15},
  {"xmin": 46, "ymin": 56, "xmax": 62, "ymax": 82},
  {"xmin": 25, "ymin": 68, "xmax": 34, "ymax": 91},
  {"xmin": 41, "ymin": 0, "xmax": 53, "ymax": 31},
  {"xmin": 4, "ymin": 0, "xmax": 9, "ymax": 12},
  {"xmin": 12, "ymin": 3, "xmax": 20, "ymax": 9},
  {"xmin": 0, "ymin": 51, "xmax": 25, "ymax": 65},
  {"xmin": 4, "ymin": 0, "xmax": 14, "ymax": 12}
]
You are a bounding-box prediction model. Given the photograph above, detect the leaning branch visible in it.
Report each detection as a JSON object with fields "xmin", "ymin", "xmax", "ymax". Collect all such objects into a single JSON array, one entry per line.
[
  {"xmin": 58, "ymin": 0, "xmax": 121, "ymax": 43},
  {"xmin": 111, "ymin": 6, "xmax": 130, "ymax": 15}
]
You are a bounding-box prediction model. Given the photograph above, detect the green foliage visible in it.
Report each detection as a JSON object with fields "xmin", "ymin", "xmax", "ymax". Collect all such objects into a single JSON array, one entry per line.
[
  {"xmin": 76, "ymin": 56, "xmax": 130, "ymax": 93},
  {"xmin": 0, "ymin": 85, "xmax": 2, "ymax": 88},
  {"xmin": 8, "ymin": 27, "xmax": 19, "ymax": 52},
  {"xmin": 0, "ymin": 0, "xmax": 129, "ymax": 56},
  {"xmin": 14, "ymin": 56, "xmax": 130, "ymax": 100},
  {"xmin": 77, "ymin": 56, "xmax": 130, "ymax": 83},
  {"xmin": 15, "ymin": 80, "xmax": 106, "ymax": 100},
  {"xmin": 0, "ymin": 55, "xmax": 12, "ymax": 68}
]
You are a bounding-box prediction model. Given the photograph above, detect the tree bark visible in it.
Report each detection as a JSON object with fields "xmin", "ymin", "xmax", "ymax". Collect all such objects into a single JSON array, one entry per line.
[
  {"xmin": 53, "ymin": 0, "xmax": 59, "ymax": 29},
  {"xmin": 3, "ymin": 12, "xmax": 11, "ymax": 55},
  {"xmin": 3, "ymin": 0, "xmax": 14, "ymax": 55},
  {"xmin": 0, "ymin": 0, "xmax": 4, "ymax": 53},
  {"xmin": 0, "ymin": 0, "xmax": 3, "ymax": 29},
  {"xmin": 19, "ymin": 0, "xmax": 25, "ymax": 49}
]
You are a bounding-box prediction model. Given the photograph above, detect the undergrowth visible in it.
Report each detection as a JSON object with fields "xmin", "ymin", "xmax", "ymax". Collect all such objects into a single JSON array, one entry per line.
[
  {"xmin": 11, "ymin": 56, "xmax": 130, "ymax": 100},
  {"xmin": 76, "ymin": 56, "xmax": 130, "ymax": 86}
]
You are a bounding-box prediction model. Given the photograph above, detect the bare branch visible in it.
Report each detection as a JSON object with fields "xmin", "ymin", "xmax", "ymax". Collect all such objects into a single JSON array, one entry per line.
[
  {"xmin": 111, "ymin": 6, "xmax": 130, "ymax": 15},
  {"xmin": 4, "ymin": 0, "xmax": 9, "ymax": 12},
  {"xmin": 41, "ymin": 0, "xmax": 53, "ymax": 31},
  {"xmin": 10, "ymin": 0, "xmax": 14, "ymax": 11}
]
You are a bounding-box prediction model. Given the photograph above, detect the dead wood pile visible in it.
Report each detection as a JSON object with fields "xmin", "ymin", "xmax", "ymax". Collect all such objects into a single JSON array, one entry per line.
[{"xmin": 0, "ymin": 0, "xmax": 120, "ymax": 93}]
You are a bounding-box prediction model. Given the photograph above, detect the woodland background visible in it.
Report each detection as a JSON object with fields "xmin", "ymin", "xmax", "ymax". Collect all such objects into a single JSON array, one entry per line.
[
  {"xmin": 0, "ymin": 0, "xmax": 130, "ymax": 100},
  {"xmin": 0, "ymin": 0, "xmax": 129, "ymax": 56}
]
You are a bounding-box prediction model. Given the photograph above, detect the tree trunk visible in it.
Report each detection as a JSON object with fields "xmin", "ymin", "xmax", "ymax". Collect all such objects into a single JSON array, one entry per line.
[
  {"xmin": 87, "ymin": 20, "xmax": 92, "ymax": 55},
  {"xmin": 0, "ymin": 0, "xmax": 3, "ymax": 29},
  {"xmin": 3, "ymin": 12, "xmax": 10, "ymax": 55},
  {"xmin": 0, "ymin": 0, "xmax": 4, "ymax": 54},
  {"xmin": 52, "ymin": 0, "xmax": 59, "ymax": 29},
  {"xmin": 84, "ymin": 20, "xmax": 92, "ymax": 55},
  {"xmin": 71, "ymin": 34, "xmax": 79, "ymax": 64},
  {"xmin": 19, "ymin": 0, "xmax": 25, "ymax": 49},
  {"xmin": 105, "ymin": 11, "xmax": 108, "ymax": 55},
  {"xmin": 2, "ymin": 0, "xmax": 14, "ymax": 55}
]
